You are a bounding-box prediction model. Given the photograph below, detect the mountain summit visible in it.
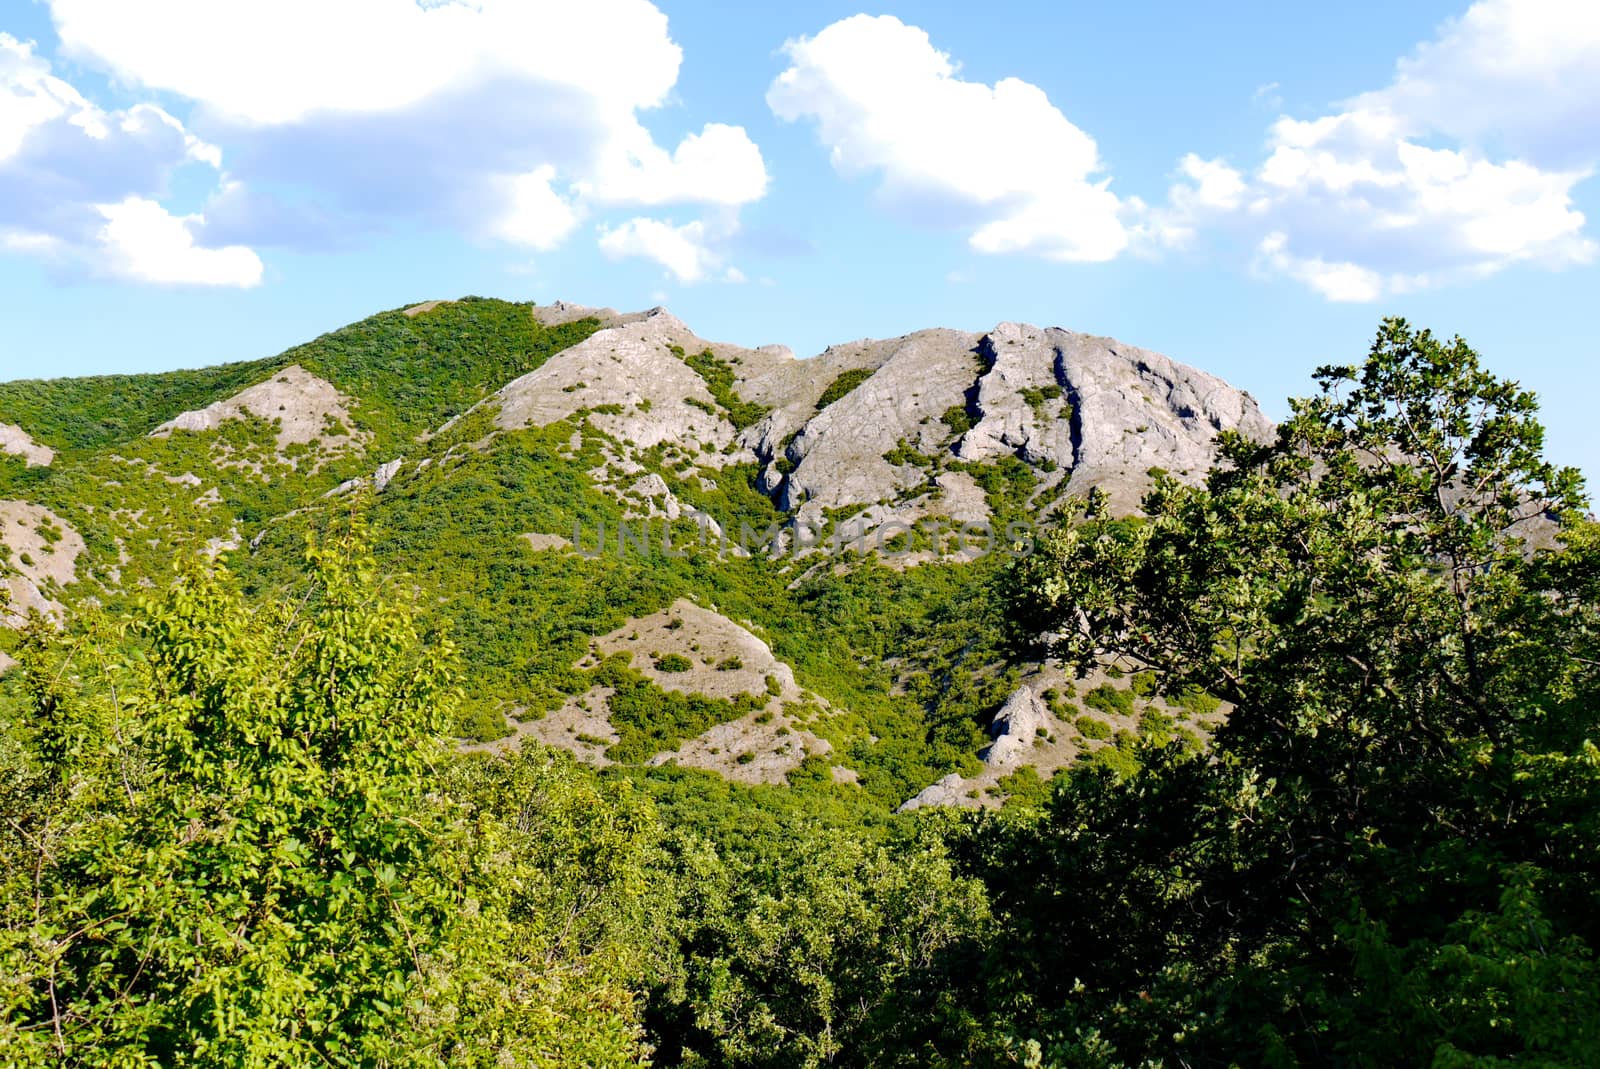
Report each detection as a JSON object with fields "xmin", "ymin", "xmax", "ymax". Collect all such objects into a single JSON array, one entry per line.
[{"xmin": 0, "ymin": 296, "xmax": 1266, "ymax": 806}]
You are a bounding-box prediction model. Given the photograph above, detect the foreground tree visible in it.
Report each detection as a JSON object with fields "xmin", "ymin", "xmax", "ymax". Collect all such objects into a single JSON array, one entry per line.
[
  {"xmin": 983, "ymin": 320, "xmax": 1600, "ymax": 1066},
  {"xmin": 0, "ymin": 537, "xmax": 661, "ymax": 1066}
]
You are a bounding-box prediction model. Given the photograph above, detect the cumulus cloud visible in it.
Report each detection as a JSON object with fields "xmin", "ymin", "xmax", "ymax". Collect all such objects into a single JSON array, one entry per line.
[
  {"xmin": 768, "ymin": 14, "xmax": 1128, "ymax": 262},
  {"xmin": 41, "ymin": 0, "xmax": 768, "ymax": 267},
  {"xmin": 1162, "ymin": 0, "xmax": 1598, "ymax": 300},
  {"xmin": 95, "ymin": 196, "xmax": 263, "ymax": 287},
  {"xmin": 1351, "ymin": 0, "xmax": 1600, "ymax": 167},
  {"xmin": 0, "ymin": 33, "xmax": 260, "ymax": 286},
  {"xmin": 598, "ymin": 216, "xmax": 746, "ymax": 283}
]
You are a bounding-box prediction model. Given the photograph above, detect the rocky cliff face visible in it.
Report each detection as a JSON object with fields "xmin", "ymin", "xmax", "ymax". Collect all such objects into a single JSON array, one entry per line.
[{"xmin": 502, "ymin": 305, "xmax": 1273, "ymax": 534}]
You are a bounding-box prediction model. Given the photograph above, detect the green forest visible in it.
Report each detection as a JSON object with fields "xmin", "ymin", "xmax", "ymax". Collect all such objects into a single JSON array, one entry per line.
[{"xmin": 3, "ymin": 318, "xmax": 1598, "ymax": 1067}]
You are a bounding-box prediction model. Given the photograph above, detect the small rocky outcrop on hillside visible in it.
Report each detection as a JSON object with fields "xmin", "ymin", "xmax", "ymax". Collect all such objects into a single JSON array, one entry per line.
[
  {"xmin": 0, "ymin": 500, "xmax": 84, "ymax": 626},
  {"xmin": 151, "ymin": 364, "xmax": 370, "ymax": 471},
  {"xmin": 0, "ymin": 423, "xmax": 54, "ymax": 467}
]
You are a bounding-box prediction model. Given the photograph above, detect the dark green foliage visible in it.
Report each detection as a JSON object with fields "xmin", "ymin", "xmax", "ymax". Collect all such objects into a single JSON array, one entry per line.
[
  {"xmin": 11, "ymin": 305, "xmax": 1598, "ymax": 1068},
  {"xmin": 0, "ymin": 357, "xmax": 281, "ymax": 452},
  {"xmin": 0, "ymin": 299, "xmax": 601, "ymax": 468},
  {"xmin": 683, "ymin": 349, "xmax": 770, "ymax": 431},
  {"xmin": 1172, "ymin": 685, "xmax": 1219, "ymax": 718},
  {"xmin": 940, "ymin": 404, "xmax": 974, "ymax": 436},
  {"xmin": 816, "ymin": 368, "xmax": 874, "ymax": 410},
  {"xmin": 986, "ymin": 319, "xmax": 1600, "ymax": 1066},
  {"xmin": 597, "ymin": 658, "xmax": 769, "ymax": 764},
  {"xmin": 1019, "ymin": 384, "xmax": 1064, "ymax": 421},
  {"xmin": 946, "ymin": 456, "xmax": 1038, "ymax": 521}
]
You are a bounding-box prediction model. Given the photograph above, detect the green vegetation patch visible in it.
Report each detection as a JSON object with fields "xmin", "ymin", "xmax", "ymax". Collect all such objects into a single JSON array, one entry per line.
[
  {"xmin": 816, "ymin": 368, "xmax": 874, "ymax": 410},
  {"xmin": 680, "ymin": 347, "xmax": 770, "ymax": 430}
]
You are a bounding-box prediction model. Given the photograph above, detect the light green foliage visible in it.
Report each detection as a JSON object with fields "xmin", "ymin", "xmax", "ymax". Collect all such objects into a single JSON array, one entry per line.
[
  {"xmin": 1082, "ymin": 682, "xmax": 1133, "ymax": 718},
  {"xmin": 997, "ymin": 765, "xmax": 1050, "ymax": 808},
  {"xmin": 1074, "ymin": 715, "xmax": 1112, "ymax": 740},
  {"xmin": 443, "ymin": 748, "xmax": 672, "ymax": 1065},
  {"xmin": 0, "ymin": 539, "xmax": 462, "ymax": 1064},
  {"xmin": 0, "ymin": 539, "xmax": 664, "ymax": 1066},
  {"xmin": 1171, "ymin": 685, "xmax": 1219, "ymax": 718},
  {"xmin": 1019, "ymin": 384, "xmax": 1065, "ymax": 422}
]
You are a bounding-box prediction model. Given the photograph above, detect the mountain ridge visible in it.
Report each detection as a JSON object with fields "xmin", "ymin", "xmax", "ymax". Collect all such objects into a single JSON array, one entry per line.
[{"xmin": 0, "ymin": 296, "xmax": 1265, "ymax": 809}]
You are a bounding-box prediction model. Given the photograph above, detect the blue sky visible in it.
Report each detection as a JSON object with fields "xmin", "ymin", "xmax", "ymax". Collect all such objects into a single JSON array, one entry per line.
[{"xmin": 2, "ymin": 0, "xmax": 1597, "ymax": 483}]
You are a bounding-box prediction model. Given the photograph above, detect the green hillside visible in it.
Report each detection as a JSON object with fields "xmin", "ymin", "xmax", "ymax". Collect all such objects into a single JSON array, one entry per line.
[{"xmin": 3, "ymin": 311, "xmax": 1597, "ymax": 1067}]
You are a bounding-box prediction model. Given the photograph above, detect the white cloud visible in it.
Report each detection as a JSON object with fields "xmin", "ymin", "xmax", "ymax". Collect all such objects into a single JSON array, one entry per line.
[
  {"xmin": 1165, "ymin": 0, "xmax": 1598, "ymax": 300},
  {"xmin": 586, "ymin": 122, "xmax": 768, "ymax": 208},
  {"xmin": 0, "ymin": 33, "xmax": 257, "ymax": 286},
  {"xmin": 598, "ymin": 217, "xmax": 723, "ymax": 283},
  {"xmin": 494, "ymin": 166, "xmax": 582, "ymax": 251},
  {"xmin": 48, "ymin": 0, "xmax": 683, "ymax": 125},
  {"xmin": 95, "ymin": 196, "xmax": 262, "ymax": 287},
  {"xmin": 768, "ymin": 14, "xmax": 1128, "ymax": 262},
  {"xmin": 1352, "ymin": 0, "xmax": 1600, "ymax": 166},
  {"xmin": 40, "ymin": 0, "xmax": 769, "ymax": 260}
]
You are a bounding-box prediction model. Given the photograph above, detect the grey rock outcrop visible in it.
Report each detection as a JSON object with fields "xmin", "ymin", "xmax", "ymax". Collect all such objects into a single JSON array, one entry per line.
[
  {"xmin": 491, "ymin": 309, "xmax": 746, "ymax": 460},
  {"xmin": 0, "ymin": 423, "xmax": 54, "ymax": 467},
  {"xmin": 735, "ymin": 320, "xmax": 1271, "ymax": 531},
  {"xmin": 984, "ymin": 683, "xmax": 1050, "ymax": 768},
  {"xmin": 899, "ymin": 773, "xmax": 969, "ymax": 812},
  {"xmin": 452, "ymin": 302, "xmax": 1272, "ymax": 538}
]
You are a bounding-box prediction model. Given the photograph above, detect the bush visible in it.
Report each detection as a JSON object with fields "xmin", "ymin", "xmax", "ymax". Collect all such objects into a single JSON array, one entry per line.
[
  {"xmin": 816, "ymin": 368, "xmax": 874, "ymax": 410},
  {"xmin": 655, "ymin": 653, "xmax": 693, "ymax": 673},
  {"xmin": 941, "ymin": 404, "xmax": 974, "ymax": 436},
  {"xmin": 1075, "ymin": 715, "xmax": 1112, "ymax": 740},
  {"xmin": 1084, "ymin": 683, "xmax": 1134, "ymax": 718},
  {"xmin": 1174, "ymin": 686, "xmax": 1221, "ymax": 718}
]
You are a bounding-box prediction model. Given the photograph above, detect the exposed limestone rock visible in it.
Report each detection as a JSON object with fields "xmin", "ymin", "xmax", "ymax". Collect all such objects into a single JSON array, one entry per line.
[
  {"xmin": 733, "ymin": 320, "xmax": 1270, "ymax": 532},
  {"xmin": 654, "ymin": 708, "xmax": 828, "ymax": 786},
  {"xmin": 522, "ymin": 532, "xmax": 573, "ymax": 552},
  {"xmin": 0, "ymin": 500, "xmax": 85, "ymax": 626},
  {"xmin": 504, "ymin": 304, "xmax": 1270, "ymax": 543},
  {"xmin": 373, "ymin": 457, "xmax": 404, "ymax": 492},
  {"xmin": 402, "ymin": 299, "xmax": 453, "ymax": 317},
  {"xmin": 151, "ymin": 364, "xmax": 371, "ymax": 466},
  {"xmin": 0, "ymin": 649, "xmax": 15, "ymax": 675},
  {"xmin": 491, "ymin": 309, "xmax": 744, "ymax": 459},
  {"xmin": 0, "ymin": 423, "xmax": 54, "ymax": 467},
  {"xmin": 900, "ymin": 773, "xmax": 968, "ymax": 812},
  {"xmin": 509, "ymin": 687, "xmax": 620, "ymax": 765},
  {"xmin": 591, "ymin": 598, "xmax": 798, "ymax": 702},
  {"xmin": 963, "ymin": 325, "xmax": 1274, "ymax": 513},
  {"xmin": 772, "ymin": 330, "xmax": 984, "ymax": 526},
  {"xmin": 532, "ymin": 300, "xmax": 639, "ymax": 330},
  {"xmin": 324, "ymin": 456, "xmax": 406, "ymax": 499},
  {"xmin": 984, "ymin": 683, "xmax": 1050, "ymax": 768},
  {"xmin": 485, "ymin": 599, "xmax": 833, "ymax": 785}
]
